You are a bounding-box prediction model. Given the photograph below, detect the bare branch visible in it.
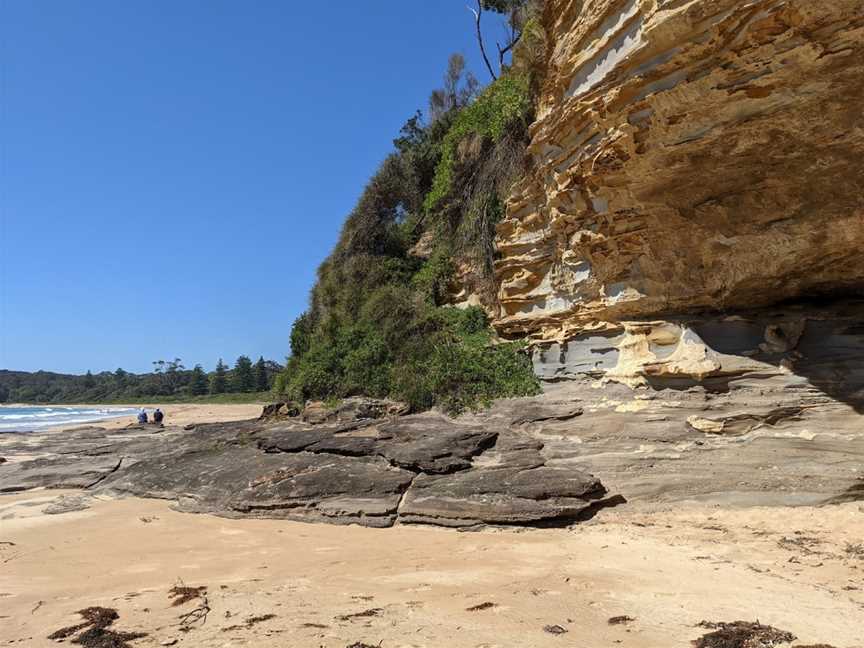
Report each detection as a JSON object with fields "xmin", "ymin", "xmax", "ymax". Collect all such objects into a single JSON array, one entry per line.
[
  {"xmin": 496, "ymin": 31, "xmax": 520, "ymax": 72},
  {"xmin": 468, "ymin": 1, "xmax": 496, "ymax": 81},
  {"xmin": 496, "ymin": 6, "xmax": 523, "ymax": 75}
]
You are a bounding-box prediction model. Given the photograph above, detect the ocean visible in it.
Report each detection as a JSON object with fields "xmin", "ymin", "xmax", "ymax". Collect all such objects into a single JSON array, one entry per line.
[{"xmin": 0, "ymin": 406, "xmax": 140, "ymax": 432}]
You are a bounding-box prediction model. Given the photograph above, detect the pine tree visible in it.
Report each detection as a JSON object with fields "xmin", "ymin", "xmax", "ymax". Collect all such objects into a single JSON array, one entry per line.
[
  {"xmin": 233, "ymin": 355, "xmax": 255, "ymax": 393},
  {"xmin": 254, "ymin": 356, "xmax": 269, "ymax": 392},
  {"xmin": 189, "ymin": 364, "xmax": 209, "ymax": 396},
  {"xmin": 210, "ymin": 359, "xmax": 228, "ymax": 394}
]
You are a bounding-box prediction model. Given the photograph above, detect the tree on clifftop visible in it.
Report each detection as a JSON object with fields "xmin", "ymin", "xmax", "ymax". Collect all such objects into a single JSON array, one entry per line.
[
  {"xmin": 428, "ymin": 54, "xmax": 478, "ymax": 122},
  {"xmin": 188, "ymin": 364, "xmax": 209, "ymax": 396},
  {"xmin": 233, "ymin": 355, "xmax": 255, "ymax": 393},
  {"xmin": 210, "ymin": 359, "xmax": 228, "ymax": 394}
]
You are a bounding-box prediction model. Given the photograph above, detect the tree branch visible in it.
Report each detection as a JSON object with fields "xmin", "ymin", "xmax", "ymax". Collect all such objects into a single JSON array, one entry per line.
[
  {"xmin": 468, "ymin": 1, "xmax": 496, "ymax": 81},
  {"xmin": 496, "ymin": 34, "xmax": 519, "ymax": 72},
  {"xmin": 496, "ymin": 12, "xmax": 522, "ymax": 74}
]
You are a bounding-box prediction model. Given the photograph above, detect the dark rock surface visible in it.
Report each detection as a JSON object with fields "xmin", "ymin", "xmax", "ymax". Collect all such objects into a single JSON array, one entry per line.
[
  {"xmin": 258, "ymin": 401, "xmax": 300, "ymax": 420},
  {"xmin": 400, "ymin": 465, "xmax": 604, "ymax": 527},
  {"xmin": 0, "ymin": 409, "xmax": 607, "ymax": 528},
  {"xmin": 259, "ymin": 417, "xmax": 497, "ymax": 475},
  {"xmin": 0, "ymin": 454, "xmax": 123, "ymax": 492},
  {"xmin": 510, "ymin": 402, "xmax": 583, "ymax": 425}
]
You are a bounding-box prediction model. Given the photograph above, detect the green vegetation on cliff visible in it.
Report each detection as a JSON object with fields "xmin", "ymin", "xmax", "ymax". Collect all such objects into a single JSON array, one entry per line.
[
  {"xmin": 424, "ymin": 73, "xmax": 531, "ymax": 212},
  {"xmin": 274, "ymin": 52, "xmax": 541, "ymax": 413}
]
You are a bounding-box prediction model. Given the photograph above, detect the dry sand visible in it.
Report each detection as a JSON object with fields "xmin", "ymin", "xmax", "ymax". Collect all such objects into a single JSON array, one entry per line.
[{"xmin": 1, "ymin": 491, "xmax": 861, "ymax": 647}]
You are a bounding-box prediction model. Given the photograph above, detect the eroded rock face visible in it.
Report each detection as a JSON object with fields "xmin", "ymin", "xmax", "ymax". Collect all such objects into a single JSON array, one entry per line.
[
  {"xmin": 300, "ymin": 397, "xmax": 410, "ymax": 424},
  {"xmin": 530, "ymin": 300, "xmax": 864, "ymax": 410},
  {"xmin": 494, "ymin": 0, "xmax": 864, "ymax": 340}
]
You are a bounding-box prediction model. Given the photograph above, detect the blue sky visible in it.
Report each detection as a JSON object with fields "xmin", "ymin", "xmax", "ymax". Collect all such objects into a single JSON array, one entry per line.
[{"xmin": 1, "ymin": 1, "xmax": 512, "ymax": 374}]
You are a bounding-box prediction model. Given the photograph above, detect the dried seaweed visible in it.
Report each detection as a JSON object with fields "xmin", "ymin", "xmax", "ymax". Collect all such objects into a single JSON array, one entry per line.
[
  {"xmin": 169, "ymin": 582, "xmax": 210, "ymax": 627},
  {"xmin": 777, "ymin": 535, "xmax": 823, "ymax": 555},
  {"xmin": 466, "ymin": 601, "xmax": 497, "ymax": 611},
  {"xmin": 47, "ymin": 607, "xmax": 146, "ymax": 648},
  {"xmin": 222, "ymin": 613, "xmax": 277, "ymax": 632},
  {"xmin": 336, "ymin": 608, "xmax": 383, "ymax": 621},
  {"xmin": 168, "ymin": 585, "xmax": 207, "ymax": 607},
  {"xmin": 693, "ymin": 621, "xmax": 795, "ymax": 648},
  {"xmin": 845, "ymin": 543, "xmax": 864, "ymax": 559}
]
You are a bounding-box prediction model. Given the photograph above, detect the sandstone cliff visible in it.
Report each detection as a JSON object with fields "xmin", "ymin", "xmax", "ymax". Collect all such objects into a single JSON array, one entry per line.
[{"xmin": 494, "ymin": 0, "xmax": 864, "ymax": 341}]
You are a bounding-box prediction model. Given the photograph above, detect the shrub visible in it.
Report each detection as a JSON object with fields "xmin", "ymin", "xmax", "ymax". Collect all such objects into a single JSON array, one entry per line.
[
  {"xmin": 411, "ymin": 249, "xmax": 455, "ymax": 305},
  {"xmin": 289, "ymin": 313, "xmax": 312, "ymax": 357},
  {"xmin": 391, "ymin": 307, "xmax": 539, "ymax": 413},
  {"xmin": 424, "ymin": 74, "xmax": 532, "ymax": 212},
  {"xmin": 278, "ymin": 301, "xmax": 539, "ymax": 414}
]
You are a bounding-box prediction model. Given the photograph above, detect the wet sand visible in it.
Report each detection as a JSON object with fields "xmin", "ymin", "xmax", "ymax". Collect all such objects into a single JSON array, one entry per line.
[{"xmin": 1, "ymin": 491, "xmax": 861, "ymax": 647}]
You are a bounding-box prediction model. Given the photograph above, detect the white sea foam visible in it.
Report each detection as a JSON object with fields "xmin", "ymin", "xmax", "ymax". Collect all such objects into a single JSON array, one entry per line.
[{"xmin": 0, "ymin": 406, "xmax": 140, "ymax": 432}]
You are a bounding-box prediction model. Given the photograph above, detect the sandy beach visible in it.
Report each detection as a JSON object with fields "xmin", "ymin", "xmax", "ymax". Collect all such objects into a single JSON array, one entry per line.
[
  {"xmin": 2, "ymin": 397, "xmax": 863, "ymax": 646},
  {"xmin": 46, "ymin": 402, "xmax": 264, "ymax": 431},
  {"xmin": 1, "ymin": 490, "xmax": 861, "ymax": 647}
]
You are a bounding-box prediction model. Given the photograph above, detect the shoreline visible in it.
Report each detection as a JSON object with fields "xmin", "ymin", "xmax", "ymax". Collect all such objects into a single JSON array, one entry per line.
[{"xmin": 0, "ymin": 402, "xmax": 265, "ymax": 433}]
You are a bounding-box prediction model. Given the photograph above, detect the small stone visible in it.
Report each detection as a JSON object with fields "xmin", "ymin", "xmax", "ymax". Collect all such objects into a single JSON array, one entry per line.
[{"xmin": 543, "ymin": 625, "xmax": 568, "ymax": 635}]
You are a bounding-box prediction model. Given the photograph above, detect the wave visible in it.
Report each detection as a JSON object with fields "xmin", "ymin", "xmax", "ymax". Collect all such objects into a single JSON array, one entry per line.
[
  {"xmin": 0, "ymin": 406, "xmax": 139, "ymax": 432},
  {"xmin": 0, "ymin": 409, "xmax": 132, "ymax": 420}
]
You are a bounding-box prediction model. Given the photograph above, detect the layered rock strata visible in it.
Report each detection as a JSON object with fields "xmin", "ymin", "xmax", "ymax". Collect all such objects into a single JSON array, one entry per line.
[
  {"xmin": 531, "ymin": 299, "xmax": 864, "ymax": 410},
  {"xmin": 494, "ymin": 0, "xmax": 864, "ymax": 340}
]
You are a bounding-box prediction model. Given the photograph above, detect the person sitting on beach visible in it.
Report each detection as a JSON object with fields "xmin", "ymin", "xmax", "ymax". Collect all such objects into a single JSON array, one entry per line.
[
  {"xmin": 153, "ymin": 408, "xmax": 164, "ymax": 424},
  {"xmin": 137, "ymin": 409, "xmax": 148, "ymax": 424}
]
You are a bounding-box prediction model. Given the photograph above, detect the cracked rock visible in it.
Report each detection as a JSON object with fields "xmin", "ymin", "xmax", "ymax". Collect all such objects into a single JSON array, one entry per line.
[{"xmin": 1, "ymin": 408, "xmax": 610, "ymax": 529}]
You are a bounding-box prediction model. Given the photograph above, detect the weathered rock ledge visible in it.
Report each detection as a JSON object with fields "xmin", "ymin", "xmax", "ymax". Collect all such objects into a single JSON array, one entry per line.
[{"xmin": 0, "ymin": 405, "xmax": 609, "ymax": 529}]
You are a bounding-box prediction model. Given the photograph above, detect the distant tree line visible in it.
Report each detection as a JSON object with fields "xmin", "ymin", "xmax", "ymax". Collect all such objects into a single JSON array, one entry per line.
[{"xmin": 0, "ymin": 356, "xmax": 282, "ymax": 403}]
